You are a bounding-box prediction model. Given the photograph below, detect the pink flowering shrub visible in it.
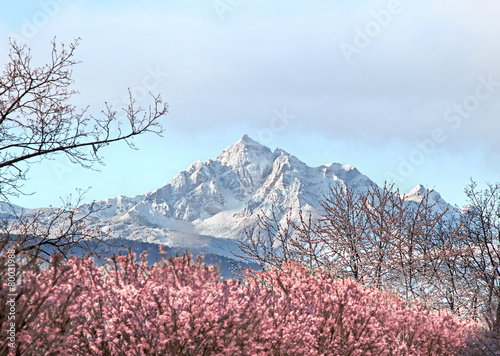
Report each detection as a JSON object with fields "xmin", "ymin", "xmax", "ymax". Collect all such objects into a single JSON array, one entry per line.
[{"xmin": 2, "ymin": 249, "xmax": 478, "ymax": 355}]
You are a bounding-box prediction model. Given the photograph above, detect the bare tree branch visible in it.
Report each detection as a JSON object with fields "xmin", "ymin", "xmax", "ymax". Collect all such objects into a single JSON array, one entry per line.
[
  {"xmin": 0, "ymin": 38, "xmax": 167, "ymax": 269},
  {"xmin": 0, "ymin": 39, "xmax": 167, "ymax": 200}
]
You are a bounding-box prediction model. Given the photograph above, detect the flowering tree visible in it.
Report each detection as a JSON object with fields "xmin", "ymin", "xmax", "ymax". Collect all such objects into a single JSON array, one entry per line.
[{"xmin": 0, "ymin": 247, "xmax": 478, "ymax": 355}]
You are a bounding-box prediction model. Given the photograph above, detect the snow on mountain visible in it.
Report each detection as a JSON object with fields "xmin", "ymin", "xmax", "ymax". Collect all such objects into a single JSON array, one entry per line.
[
  {"xmin": 76, "ymin": 135, "xmax": 377, "ymax": 253},
  {"xmin": 402, "ymin": 184, "xmax": 457, "ymax": 217},
  {"xmin": 0, "ymin": 202, "xmax": 27, "ymax": 219},
  {"xmin": 44, "ymin": 134, "xmax": 455, "ymax": 258}
]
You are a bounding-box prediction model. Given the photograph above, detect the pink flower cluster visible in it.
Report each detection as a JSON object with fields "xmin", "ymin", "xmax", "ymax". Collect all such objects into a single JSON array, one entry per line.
[{"xmin": 5, "ymin": 250, "xmax": 477, "ymax": 355}]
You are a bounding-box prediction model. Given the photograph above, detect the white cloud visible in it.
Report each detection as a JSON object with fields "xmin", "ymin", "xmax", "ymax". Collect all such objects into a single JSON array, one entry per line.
[{"xmin": 1, "ymin": 0, "xmax": 498, "ymax": 208}]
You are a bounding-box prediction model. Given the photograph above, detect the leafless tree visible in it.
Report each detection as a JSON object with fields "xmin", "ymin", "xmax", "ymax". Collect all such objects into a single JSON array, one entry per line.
[
  {"xmin": 235, "ymin": 178, "xmax": 500, "ymax": 343},
  {"xmin": 461, "ymin": 180, "xmax": 500, "ymax": 331},
  {"xmin": 312, "ymin": 184, "xmax": 373, "ymax": 282},
  {"xmin": 236, "ymin": 183, "xmax": 471, "ymax": 311},
  {"xmin": 429, "ymin": 218, "xmax": 480, "ymax": 319},
  {"xmin": 0, "ymin": 38, "xmax": 168, "ymax": 264},
  {"xmin": 234, "ymin": 205, "xmax": 297, "ymax": 271}
]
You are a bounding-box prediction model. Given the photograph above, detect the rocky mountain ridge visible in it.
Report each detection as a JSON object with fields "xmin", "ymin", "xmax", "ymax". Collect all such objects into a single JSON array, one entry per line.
[{"xmin": 4, "ymin": 135, "xmax": 456, "ymax": 259}]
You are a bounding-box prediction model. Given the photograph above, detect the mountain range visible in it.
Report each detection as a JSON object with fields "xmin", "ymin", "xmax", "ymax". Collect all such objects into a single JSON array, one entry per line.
[{"xmin": 4, "ymin": 134, "xmax": 456, "ymax": 259}]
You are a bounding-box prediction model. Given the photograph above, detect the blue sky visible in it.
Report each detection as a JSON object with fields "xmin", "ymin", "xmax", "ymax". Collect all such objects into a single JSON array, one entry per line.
[{"xmin": 1, "ymin": 0, "xmax": 499, "ymax": 209}]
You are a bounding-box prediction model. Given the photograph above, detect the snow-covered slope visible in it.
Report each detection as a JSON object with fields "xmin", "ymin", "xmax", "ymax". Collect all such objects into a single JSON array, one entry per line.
[
  {"xmin": 402, "ymin": 184, "xmax": 451, "ymax": 212},
  {"xmin": 0, "ymin": 202, "xmax": 26, "ymax": 220},
  {"xmin": 77, "ymin": 135, "xmax": 381, "ymax": 253},
  {"xmin": 30, "ymin": 134, "xmax": 454, "ymax": 258}
]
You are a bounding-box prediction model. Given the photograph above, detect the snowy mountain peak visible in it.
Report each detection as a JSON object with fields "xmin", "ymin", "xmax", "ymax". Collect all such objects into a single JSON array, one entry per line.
[
  {"xmin": 342, "ymin": 164, "xmax": 357, "ymax": 172},
  {"xmin": 63, "ymin": 135, "xmax": 456, "ymax": 257},
  {"xmin": 273, "ymin": 147, "xmax": 290, "ymax": 157},
  {"xmin": 405, "ymin": 184, "xmax": 443, "ymax": 201},
  {"xmin": 402, "ymin": 184, "xmax": 451, "ymax": 214},
  {"xmin": 407, "ymin": 184, "xmax": 428, "ymax": 197},
  {"xmin": 215, "ymin": 135, "xmax": 273, "ymax": 169},
  {"xmin": 239, "ymin": 134, "xmax": 255, "ymax": 143}
]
